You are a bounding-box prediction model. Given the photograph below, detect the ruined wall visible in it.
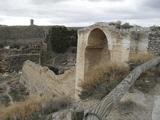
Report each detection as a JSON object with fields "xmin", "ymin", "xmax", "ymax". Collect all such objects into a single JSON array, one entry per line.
[
  {"xmin": 0, "ymin": 25, "xmax": 78, "ymax": 72},
  {"xmin": 0, "ymin": 47, "xmax": 41, "ymax": 72},
  {"xmin": 20, "ymin": 60, "xmax": 75, "ymax": 97},
  {"xmin": 0, "ymin": 26, "xmax": 45, "ymax": 46},
  {"xmin": 129, "ymin": 28, "xmax": 149, "ymax": 56},
  {"xmin": 0, "ymin": 25, "xmax": 79, "ymax": 47},
  {"xmin": 75, "ymin": 22, "xmax": 150, "ymax": 97},
  {"xmin": 8, "ymin": 54, "xmax": 40, "ymax": 72},
  {"xmin": 148, "ymin": 27, "xmax": 160, "ymax": 56}
]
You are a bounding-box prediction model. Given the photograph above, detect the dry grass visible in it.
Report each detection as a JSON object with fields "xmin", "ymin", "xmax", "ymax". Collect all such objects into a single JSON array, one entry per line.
[
  {"xmin": 128, "ymin": 52, "xmax": 154, "ymax": 69},
  {"xmin": 79, "ymin": 52, "xmax": 155, "ymax": 99},
  {"xmin": 127, "ymin": 52, "xmax": 157, "ymax": 93},
  {"xmin": 0, "ymin": 95, "xmax": 71, "ymax": 120},
  {"xmin": 134, "ymin": 63, "xmax": 160, "ymax": 93},
  {"xmin": 0, "ymin": 96, "xmax": 41, "ymax": 120},
  {"xmin": 80, "ymin": 61, "xmax": 129, "ymax": 98}
]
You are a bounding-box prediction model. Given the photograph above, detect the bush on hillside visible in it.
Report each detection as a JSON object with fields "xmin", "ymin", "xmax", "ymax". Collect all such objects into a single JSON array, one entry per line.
[
  {"xmin": 46, "ymin": 26, "xmax": 77, "ymax": 53},
  {"xmin": 121, "ymin": 23, "xmax": 133, "ymax": 29}
]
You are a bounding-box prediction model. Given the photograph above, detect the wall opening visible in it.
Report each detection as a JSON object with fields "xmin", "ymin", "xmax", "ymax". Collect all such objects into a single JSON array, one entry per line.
[{"xmin": 84, "ymin": 28, "xmax": 110, "ymax": 79}]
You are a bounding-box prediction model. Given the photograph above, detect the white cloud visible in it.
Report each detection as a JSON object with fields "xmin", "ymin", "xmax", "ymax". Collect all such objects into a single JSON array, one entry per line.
[{"xmin": 0, "ymin": 0, "xmax": 159, "ymax": 26}]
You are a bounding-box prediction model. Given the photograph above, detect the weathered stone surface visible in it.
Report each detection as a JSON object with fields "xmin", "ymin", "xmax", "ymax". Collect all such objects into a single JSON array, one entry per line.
[
  {"xmin": 148, "ymin": 27, "xmax": 160, "ymax": 56},
  {"xmin": 0, "ymin": 47, "xmax": 41, "ymax": 72},
  {"xmin": 20, "ymin": 60, "xmax": 75, "ymax": 97}
]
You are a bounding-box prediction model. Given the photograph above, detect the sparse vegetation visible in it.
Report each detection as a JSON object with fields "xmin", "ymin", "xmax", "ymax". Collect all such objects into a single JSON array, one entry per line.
[
  {"xmin": 0, "ymin": 96, "xmax": 41, "ymax": 120},
  {"xmin": 0, "ymin": 95, "xmax": 10, "ymax": 107},
  {"xmin": 0, "ymin": 43, "xmax": 4, "ymax": 48},
  {"xmin": 126, "ymin": 52, "xmax": 158, "ymax": 93},
  {"xmin": 80, "ymin": 61, "xmax": 129, "ymax": 99},
  {"xmin": 108, "ymin": 21, "xmax": 133, "ymax": 29},
  {"xmin": 128, "ymin": 52, "xmax": 154, "ymax": 69},
  {"xmin": 80, "ymin": 52, "xmax": 156, "ymax": 99},
  {"xmin": 0, "ymin": 96, "xmax": 72, "ymax": 120},
  {"xmin": 8, "ymin": 83, "xmax": 27, "ymax": 102},
  {"xmin": 109, "ymin": 21, "xmax": 122, "ymax": 29},
  {"xmin": 133, "ymin": 66, "xmax": 160, "ymax": 93},
  {"xmin": 121, "ymin": 23, "xmax": 133, "ymax": 29}
]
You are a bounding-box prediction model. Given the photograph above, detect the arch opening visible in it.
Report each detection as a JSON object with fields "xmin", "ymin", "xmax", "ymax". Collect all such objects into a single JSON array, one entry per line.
[{"xmin": 84, "ymin": 28, "xmax": 110, "ymax": 79}]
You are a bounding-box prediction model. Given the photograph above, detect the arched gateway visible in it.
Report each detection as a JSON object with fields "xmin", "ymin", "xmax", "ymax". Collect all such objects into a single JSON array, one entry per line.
[
  {"xmin": 84, "ymin": 28, "xmax": 110, "ymax": 80},
  {"xmin": 75, "ymin": 24, "xmax": 112, "ymax": 98},
  {"xmin": 75, "ymin": 22, "xmax": 148, "ymax": 98}
]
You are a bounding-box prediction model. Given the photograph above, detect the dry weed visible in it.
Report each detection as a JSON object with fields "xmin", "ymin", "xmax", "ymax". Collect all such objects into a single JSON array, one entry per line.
[
  {"xmin": 0, "ymin": 95, "xmax": 71, "ymax": 120},
  {"xmin": 80, "ymin": 61, "xmax": 129, "ymax": 98},
  {"xmin": 128, "ymin": 52, "xmax": 154, "ymax": 69},
  {"xmin": 0, "ymin": 96, "xmax": 42, "ymax": 120}
]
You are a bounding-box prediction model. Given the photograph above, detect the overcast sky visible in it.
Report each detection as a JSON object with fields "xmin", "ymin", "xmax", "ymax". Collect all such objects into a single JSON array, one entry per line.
[{"xmin": 0, "ymin": 0, "xmax": 159, "ymax": 26}]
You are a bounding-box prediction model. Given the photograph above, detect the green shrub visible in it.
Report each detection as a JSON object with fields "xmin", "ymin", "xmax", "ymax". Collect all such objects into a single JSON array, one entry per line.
[
  {"xmin": 121, "ymin": 23, "xmax": 133, "ymax": 29},
  {"xmin": 46, "ymin": 26, "xmax": 77, "ymax": 53}
]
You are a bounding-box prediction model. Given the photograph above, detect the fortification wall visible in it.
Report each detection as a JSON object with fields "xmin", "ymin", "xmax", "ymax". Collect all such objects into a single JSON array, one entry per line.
[{"xmin": 148, "ymin": 27, "xmax": 160, "ymax": 56}]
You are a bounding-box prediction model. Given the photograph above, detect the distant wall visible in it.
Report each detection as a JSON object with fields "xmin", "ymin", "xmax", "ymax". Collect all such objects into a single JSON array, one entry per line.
[
  {"xmin": 148, "ymin": 27, "xmax": 160, "ymax": 56},
  {"xmin": 0, "ymin": 48, "xmax": 41, "ymax": 72},
  {"xmin": 0, "ymin": 26, "xmax": 46, "ymax": 46},
  {"xmin": 7, "ymin": 54, "xmax": 40, "ymax": 72},
  {"xmin": 129, "ymin": 30, "xmax": 149, "ymax": 56}
]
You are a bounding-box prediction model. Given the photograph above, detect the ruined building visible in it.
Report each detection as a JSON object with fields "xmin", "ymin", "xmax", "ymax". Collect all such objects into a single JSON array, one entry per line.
[
  {"xmin": 75, "ymin": 22, "xmax": 159, "ymax": 96},
  {"xmin": 30, "ymin": 19, "xmax": 34, "ymax": 26},
  {"xmin": 0, "ymin": 21, "xmax": 78, "ymax": 72},
  {"xmin": 0, "ymin": 21, "xmax": 159, "ymax": 74}
]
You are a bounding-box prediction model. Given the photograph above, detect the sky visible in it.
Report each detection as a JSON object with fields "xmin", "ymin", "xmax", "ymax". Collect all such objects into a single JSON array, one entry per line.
[{"xmin": 0, "ymin": 0, "xmax": 160, "ymax": 27}]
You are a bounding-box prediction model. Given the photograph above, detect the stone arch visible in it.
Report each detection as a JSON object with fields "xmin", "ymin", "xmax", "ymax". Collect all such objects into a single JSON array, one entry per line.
[{"xmin": 84, "ymin": 28, "xmax": 110, "ymax": 81}]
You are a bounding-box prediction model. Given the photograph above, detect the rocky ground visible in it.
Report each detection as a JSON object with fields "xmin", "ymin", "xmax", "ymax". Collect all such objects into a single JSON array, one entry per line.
[
  {"xmin": 0, "ymin": 56, "xmax": 159, "ymax": 120},
  {"xmin": 0, "ymin": 72, "xmax": 28, "ymax": 107}
]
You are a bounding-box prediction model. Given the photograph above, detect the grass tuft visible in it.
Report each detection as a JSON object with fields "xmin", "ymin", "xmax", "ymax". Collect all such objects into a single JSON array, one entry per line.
[
  {"xmin": 0, "ymin": 96, "xmax": 71, "ymax": 120},
  {"xmin": 128, "ymin": 52, "xmax": 154, "ymax": 69},
  {"xmin": 79, "ymin": 61, "xmax": 129, "ymax": 99}
]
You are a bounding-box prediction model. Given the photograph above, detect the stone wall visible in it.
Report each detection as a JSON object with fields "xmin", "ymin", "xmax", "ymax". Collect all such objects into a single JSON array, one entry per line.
[
  {"xmin": 20, "ymin": 60, "xmax": 75, "ymax": 97},
  {"xmin": 0, "ymin": 46, "xmax": 41, "ymax": 72},
  {"xmin": 0, "ymin": 25, "xmax": 78, "ymax": 72},
  {"xmin": 0, "ymin": 25, "xmax": 79, "ymax": 47},
  {"xmin": 0, "ymin": 26, "xmax": 45, "ymax": 46},
  {"xmin": 148, "ymin": 27, "xmax": 160, "ymax": 56},
  {"xmin": 7, "ymin": 54, "xmax": 40, "ymax": 72},
  {"xmin": 129, "ymin": 30, "xmax": 149, "ymax": 54}
]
